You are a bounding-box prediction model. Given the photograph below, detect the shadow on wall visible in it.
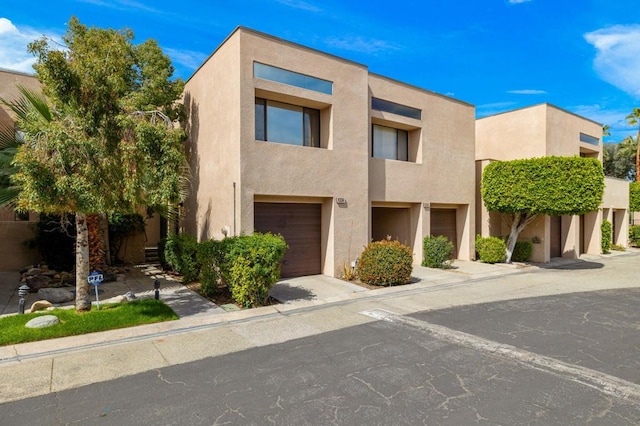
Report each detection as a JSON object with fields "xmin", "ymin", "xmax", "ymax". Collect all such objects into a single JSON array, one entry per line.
[{"xmin": 182, "ymin": 92, "xmax": 204, "ymax": 239}]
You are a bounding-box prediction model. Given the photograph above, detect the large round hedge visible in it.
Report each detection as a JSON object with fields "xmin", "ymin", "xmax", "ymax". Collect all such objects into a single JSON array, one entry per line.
[{"xmin": 357, "ymin": 240, "xmax": 413, "ymax": 286}]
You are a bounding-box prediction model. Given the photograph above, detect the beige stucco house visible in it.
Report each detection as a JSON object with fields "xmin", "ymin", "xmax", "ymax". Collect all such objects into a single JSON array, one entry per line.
[
  {"xmin": 183, "ymin": 27, "xmax": 476, "ymax": 278},
  {"xmin": 0, "ymin": 68, "xmax": 41, "ymax": 270},
  {"xmin": 476, "ymin": 103, "xmax": 629, "ymax": 263}
]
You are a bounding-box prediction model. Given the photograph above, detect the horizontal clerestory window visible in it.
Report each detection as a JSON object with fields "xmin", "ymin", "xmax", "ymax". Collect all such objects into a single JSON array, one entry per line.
[
  {"xmin": 255, "ymin": 98, "xmax": 321, "ymax": 147},
  {"xmin": 254, "ymin": 62, "xmax": 333, "ymax": 95},
  {"xmin": 371, "ymin": 97, "xmax": 421, "ymax": 120},
  {"xmin": 579, "ymin": 132, "xmax": 600, "ymax": 146}
]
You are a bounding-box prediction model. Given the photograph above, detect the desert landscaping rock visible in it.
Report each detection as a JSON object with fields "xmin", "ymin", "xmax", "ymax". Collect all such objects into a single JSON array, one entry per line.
[
  {"xmin": 25, "ymin": 315, "xmax": 59, "ymax": 329},
  {"xmin": 37, "ymin": 288, "xmax": 74, "ymax": 304},
  {"xmin": 26, "ymin": 275, "xmax": 52, "ymax": 292},
  {"xmin": 28, "ymin": 300, "xmax": 53, "ymax": 313}
]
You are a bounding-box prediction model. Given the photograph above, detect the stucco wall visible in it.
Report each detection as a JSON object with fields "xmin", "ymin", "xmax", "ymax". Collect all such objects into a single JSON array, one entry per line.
[
  {"xmin": 237, "ymin": 30, "xmax": 370, "ymax": 276},
  {"xmin": 183, "ymin": 34, "xmax": 242, "ymax": 242}
]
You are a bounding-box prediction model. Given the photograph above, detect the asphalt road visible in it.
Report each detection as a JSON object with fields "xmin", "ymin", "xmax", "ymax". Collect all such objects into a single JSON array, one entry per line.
[{"xmin": 3, "ymin": 287, "xmax": 640, "ymax": 425}]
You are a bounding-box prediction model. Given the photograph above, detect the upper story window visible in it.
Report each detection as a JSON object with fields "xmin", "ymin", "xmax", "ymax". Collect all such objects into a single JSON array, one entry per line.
[
  {"xmin": 254, "ymin": 62, "xmax": 333, "ymax": 95},
  {"xmin": 371, "ymin": 97, "xmax": 421, "ymax": 120},
  {"xmin": 580, "ymin": 132, "xmax": 600, "ymax": 146},
  {"xmin": 372, "ymin": 124, "xmax": 408, "ymax": 161},
  {"xmin": 255, "ymin": 98, "xmax": 320, "ymax": 147}
]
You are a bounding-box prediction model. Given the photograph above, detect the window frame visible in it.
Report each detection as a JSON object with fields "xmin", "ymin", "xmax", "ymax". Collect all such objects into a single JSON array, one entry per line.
[
  {"xmin": 372, "ymin": 124, "xmax": 409, "ymax": 161},
  {"xmin": 255, "ymin": 97, "xmax": 321, "ymax": 148}
]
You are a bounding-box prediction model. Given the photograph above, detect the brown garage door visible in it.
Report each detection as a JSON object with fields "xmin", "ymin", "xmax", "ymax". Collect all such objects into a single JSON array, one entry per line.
[
  {"xmin": 254, "ymin": 203, "xmax": 321, "ymax": 278},
  {"xmin": 430, "ymin": 209, "xmax": 458, "ymax": 258}
]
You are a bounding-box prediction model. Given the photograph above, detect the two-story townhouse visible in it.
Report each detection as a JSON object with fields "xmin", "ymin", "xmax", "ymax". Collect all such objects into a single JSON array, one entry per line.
[
  {"xmin": 0, "ymin": 68, "xmax": 40, "ymax": 271},
  {"xmin": 183, "ymin": 27, "xmax": 476, "ymax": 278},
  {"xmin": 476, "ymin": 103, "xmax": 629, "ymax": 263}
]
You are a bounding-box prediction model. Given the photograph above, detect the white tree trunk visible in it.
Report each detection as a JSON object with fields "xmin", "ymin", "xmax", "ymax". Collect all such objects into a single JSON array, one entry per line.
[
  {"xmin": 75, "ymin": 212, "xmax": 91, "ymax": 311},
  {"xmin": 505, "ymin": 212, "xmax": 538, "ymax": 264}
]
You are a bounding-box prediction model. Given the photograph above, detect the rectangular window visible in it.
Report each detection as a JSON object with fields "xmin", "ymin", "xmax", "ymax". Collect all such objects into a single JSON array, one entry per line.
[
  {"xmin": 372, "ymin": 124, "xmax": 409, "ymax": 161},
  {"xmin": 579, "ymin": 132, "xmax": 600, "ymax": 146},
  {"xmin": 371, "ymin": 97, "xmax": 421, "ymax": 120},
  {"xmin": 255, "ymin": 98, "xmax": 320, "ymax": 147},
  {"xmin": 254, "ymin": 62, "xmax": 333, "ymax": 95}
]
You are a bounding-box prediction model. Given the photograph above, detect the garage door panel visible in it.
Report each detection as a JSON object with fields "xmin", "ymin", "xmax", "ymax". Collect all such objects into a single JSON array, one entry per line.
[{"xmin": 254, "ymin": 203, "xmax": 321, "ymax": 278}]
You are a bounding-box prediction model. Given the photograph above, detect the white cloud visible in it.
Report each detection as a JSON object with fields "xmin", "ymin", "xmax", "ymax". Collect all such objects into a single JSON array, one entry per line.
[
  {"xmin": 163, "ymin": 47, "xmax": 208, "ymax": 72},
  {"xmin": 508, "ymin": 0, "xmax": 533, "ymax": 4},
  {"xmin": 0, "ymin": 18, "xmax": 59, "ymax": 73},
  {"xmin": 324, "ymin": 35, "xmax": 400, "ymax": 54},
  {"xmin": 276, "ymin": 0, "xmax": 321, "ymax": 12},
  {"xmin": 570, "ymin": 104, "xmax": 635, "ymax": 141},
  {"xmin": 76, "ymin": 0, "xmax": 161, "ymax": 13},
  {"xmin": 584, "ymin": 25, "xmax": 640, "ymax": 98},
  {"xmin": 507, "ymin": 89, "xmax": 547, "ymax": 95}
]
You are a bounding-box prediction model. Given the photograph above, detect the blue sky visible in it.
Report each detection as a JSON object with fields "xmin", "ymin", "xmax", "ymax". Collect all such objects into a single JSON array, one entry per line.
[{"xmin": 1, "ymin": 0, "xmax": 639, "ymax": 142}]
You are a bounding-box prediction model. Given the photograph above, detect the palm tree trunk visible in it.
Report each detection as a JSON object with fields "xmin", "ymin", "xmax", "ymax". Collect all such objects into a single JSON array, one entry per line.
[{"xmin": 75, "ymin": 212, "xmax": 91, "ymax": 311}]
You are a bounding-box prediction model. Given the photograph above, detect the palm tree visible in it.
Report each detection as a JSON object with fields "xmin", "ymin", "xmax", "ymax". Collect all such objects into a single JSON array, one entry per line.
[
  {"xmin": 625, "ymin": 108, "xmax": 640, "ymax": 181},
  {"xmin": 0, "ymin": 86, "xmax": 51, "ymax": 207},
  {"xmin": 614, "ymin": 136, "xmax": 637, "ymax": 181}
]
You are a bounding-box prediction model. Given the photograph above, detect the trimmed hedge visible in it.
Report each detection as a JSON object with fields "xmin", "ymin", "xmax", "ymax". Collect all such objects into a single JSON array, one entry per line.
[
  {"xmin": 197, "ymin": 233, "xmax": 287, "ymax": 307},
  {"xmin": 630, "ymin": 225, "xmax": 640, "ymax": 247},
  {"xmin": 601, "ymin": 220, "xmax": 612, "ymax": 254},
  {"xmin": 476, "ymin": 236, "xmax": 506, "ymax": 264},
  {"xmin": 482, "ymin": 156, "xmax": 604, "ymax": 216},
  {"xmin": 630, "ymin": 182, "xmax": 640, "ymax": 212},
  {"xmin": 422, "ymin": 235, "xmax": 454, "ymax": 269},
  {"xmin": 358, "ymin": 240, "xmax": 413, "ymax": 286},
  {"xmin": 162, "ymin": 234, "xmax": 199, "ymax": 283},
  {"xmin": 512, "ymin": 241, "xmax": 532, "ymax": 262}
]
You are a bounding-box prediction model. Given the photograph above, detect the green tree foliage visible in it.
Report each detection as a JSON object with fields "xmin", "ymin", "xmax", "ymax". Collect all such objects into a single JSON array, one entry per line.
[
  {"xmin": 603, "ymin": 140, "xmax": 636, "ymax": 181},
  {"xmin": 630, "ymin": 182, "xmax": 640, "ymax": 212},
  {"xmin": 625, "ymin": 108, "xmax": 640, "ymax": 182},
  {"xmin": 5, "ymin": 17, "xmax": 187, "ymax": 310},
  {"xmin": 482, "ymin": 156, "xmax": 604, "ymax": 263}
]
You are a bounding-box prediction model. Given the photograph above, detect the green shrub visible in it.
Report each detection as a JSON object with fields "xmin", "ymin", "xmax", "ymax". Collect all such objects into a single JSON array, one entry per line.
[
  {"xmin": 162, "ymin": 234, "xmax": 199, "ymax": 283},
  {"xmin": 611, "ymin": 244, "xmax": 626, "ymax": 252},
  {"xmin": 422, "ymin": 235, "xmax": 454, "ymax": 269},
  {"xmin": 630, "ymin": 225, "xmax": 640, "ymax": 247},
  {"xmin": 358, "ymin": 240, "xmax": 413, "ymax": 286},
  {"xmin": 221, "ymin": 233, "xmax": 287, "ymax": 307},
  {"xmin": 196, "ymin": 239, "xmax": 227, "ymax": 297},
  {"xmin": 512, "ymin": 241, "xmax": 532, "ymax": 262},
  {"xmin": 601, "ymin": 220, "xmax": 612, "ymax": 254},
  {"xmin": 476, "ymin": 236, "xmax": 506, "ymax": 263}
]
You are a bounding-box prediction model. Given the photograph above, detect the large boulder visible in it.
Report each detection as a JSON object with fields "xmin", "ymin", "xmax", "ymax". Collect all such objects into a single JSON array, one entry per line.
[
  {"xmin": 25, "ymin": 315, "xmax": 59, "ymax": 329},
  {"xmin": 26, "ymin": 275, "xmax": 52, "ymax": 292},
  {"xmin": 37, "ymin": 288, "xmax": 74, "ymax": 304}
]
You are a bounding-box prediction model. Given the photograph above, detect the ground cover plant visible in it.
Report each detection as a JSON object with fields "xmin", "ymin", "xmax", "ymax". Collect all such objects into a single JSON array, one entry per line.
[{"xmin": 0, "ymin": 299, "xmax": 177, "ymax": 346}]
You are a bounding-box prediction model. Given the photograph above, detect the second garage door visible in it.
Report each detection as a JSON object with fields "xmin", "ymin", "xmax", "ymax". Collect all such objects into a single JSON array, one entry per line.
[
  {"xmin": 430, "ymin": 208, "xmax": 458, "ymax": 258},
  {"xmin": 254, "ymin": 202, "xmax": 322, "ymax": 278}
]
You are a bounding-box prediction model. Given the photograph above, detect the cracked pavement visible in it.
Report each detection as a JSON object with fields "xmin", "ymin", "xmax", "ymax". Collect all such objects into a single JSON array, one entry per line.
[
  {"xmin": 4, "ymin": 288, "xmax": 640, "ymax": 424},
  {"xmin": 3, "ymin": 254, "xmax": 640, "ymax": 424}
]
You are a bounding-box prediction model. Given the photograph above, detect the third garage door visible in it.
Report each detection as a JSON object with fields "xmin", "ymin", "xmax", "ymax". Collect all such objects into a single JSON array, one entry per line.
[
  {"xmin": 254, "ymin": 203, "xmax": 321, "ymax": 278},
  {"xmin": 430, "ymin": 208, "xmax": 458, "ymax": 258}
]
